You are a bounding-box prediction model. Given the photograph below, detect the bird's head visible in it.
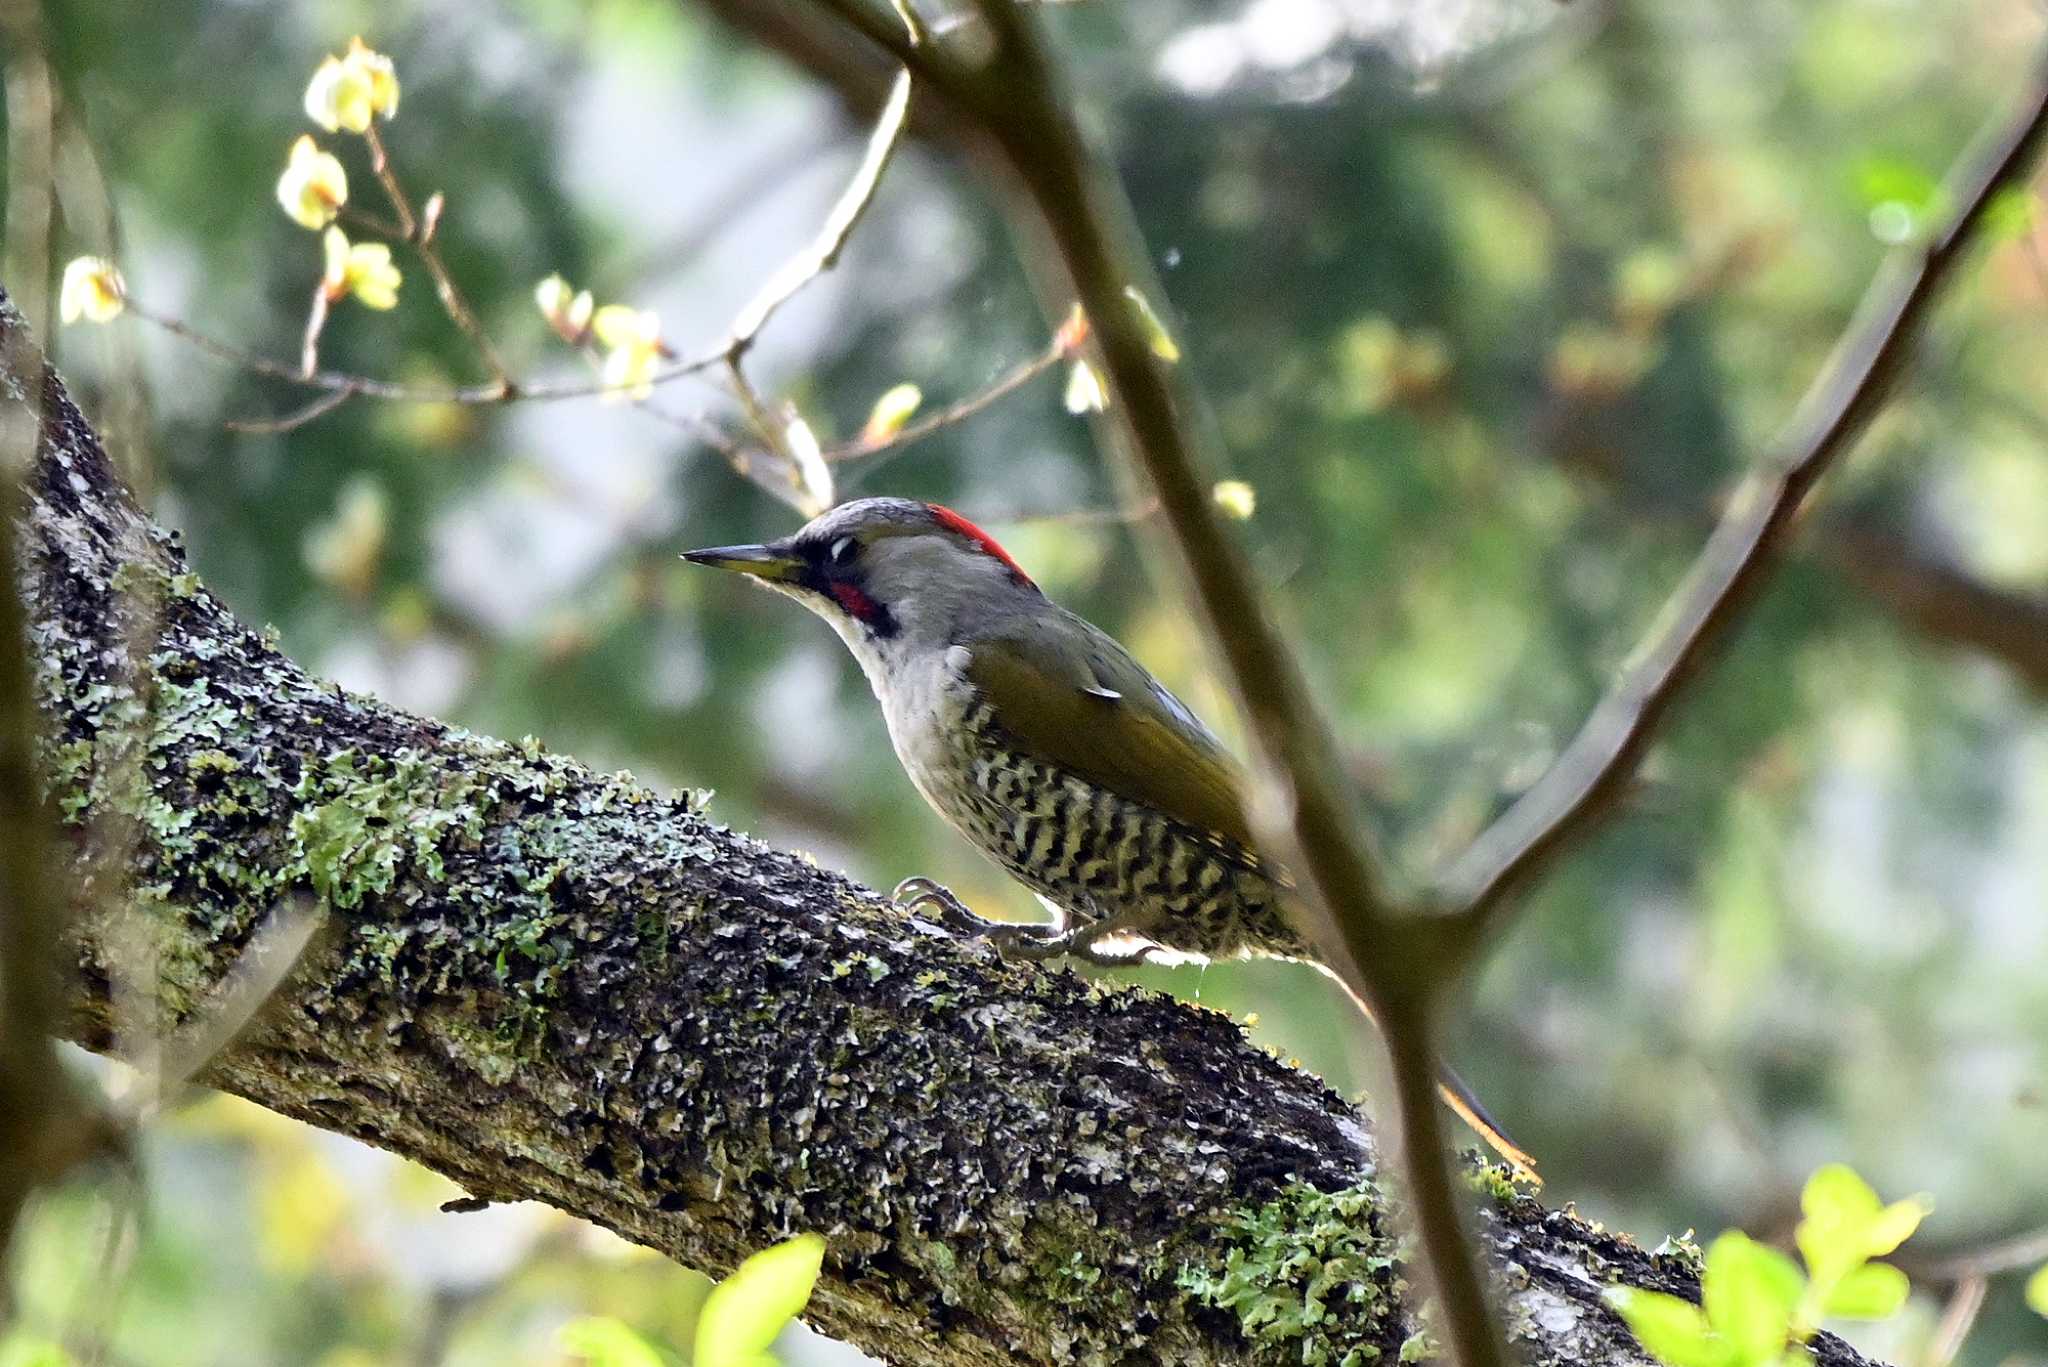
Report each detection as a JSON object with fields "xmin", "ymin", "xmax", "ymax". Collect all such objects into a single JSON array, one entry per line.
[{"xmin": 683, "ymin": 497, "xmax": 1040, "ymax": 671}]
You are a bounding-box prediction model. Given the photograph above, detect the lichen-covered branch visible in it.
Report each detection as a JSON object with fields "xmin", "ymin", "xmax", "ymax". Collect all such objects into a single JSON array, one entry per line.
[{"xmin": 3, "ymin": 291, "xmax": 1882, "ymax": 1367}]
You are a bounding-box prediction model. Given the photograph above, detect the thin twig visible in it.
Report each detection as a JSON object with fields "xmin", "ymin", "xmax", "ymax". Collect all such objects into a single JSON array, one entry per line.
[
  {"xmin": 1002, "ymin": 495, "xmax": 1160, "ymax": 528},
  {"xmin": 823, "ymin": 340, "xmax": 1066, "ymax": 462},
  {"xmin": 225, "ymin": 389, "xmax": 353, "ymax": 434},
  {"xmin": 140, "ymin": 895, "xmax": 323, "ymax": 1114},
  {"xmin": 364, "ymin": 122, "xmax": 514, "ymax": 393},
  {"xmin": 1540, "ymin": 373, "xmax": 2048, "ymax": 694},
  {"xmin": 810, "ymin": 5, "xmax": 1507, "ymax": 1367},
  {"xmin": 130, "ymin": 304, "xmax": 731, "ymax": 404},
  {"xmin": 1895, "ymin": 1223, "xmax": 2048, "ymax": 1282},
  {"xmin": 0, "ymin": 13, "xmax": 107, "ymax": 1263},
  {"xmin": 726, "ymin": 69, "xmax": 914, "ymax": 358},
  {"xmin": 726, "ymin": 355, "xmax": 789, "ymax": 462},
  {"xmin": 298, "ymin": 283, "xmax": 330, "ymax": 378},
  {"xmin": 338, "ymin": 203, "xmax": 408, "ymax": 241},
  {"xmin": 1435, "ymin": 46, "xmax": 2048, "ymax": 953},
  {"xmin": 1918, "ymin": 1275, "xmax": 1986, "ymax": 1367},
  {"xmin": 0, "ymin": 342, "xmax": 70, "ymax": 1262}
]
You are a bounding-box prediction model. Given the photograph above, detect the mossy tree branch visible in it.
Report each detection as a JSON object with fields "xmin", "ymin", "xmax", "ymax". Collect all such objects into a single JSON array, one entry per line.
[{"xmin": 2, "ymin": 292, "xmax": 1888, "ymax": 1366}]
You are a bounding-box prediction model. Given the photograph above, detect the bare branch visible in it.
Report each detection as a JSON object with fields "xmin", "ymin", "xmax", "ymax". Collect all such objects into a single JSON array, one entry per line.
[
  {"xmin": 726, "ymin": 68, "xmax": 914, "ymax": 355},
  {"xmin": 1001, "ymin": 495, "xmax": 1161, "ymax": 528},
  {"xmin": 1919, "ymin": 1276, "xmax": 1987, "ymax": 1367},
  {"xmin": 1814, "ymin": 517, "xmax": 2048, "ymax": 693},
  {"xmin": 1894, "ymin": 1222, "xmax": 2048, "ymax": 1283},
  {"xmin": 1437, "ymin": 49, "xmax": 2048, "ymax": 948},
  {"xmin": 140, "ymin": 895, "xmax": 324, "ymax": 1116},
  {"xmin": 224, "ymin": 389, "xmax": 353, "ymax": 434},
  {"xmin": 823, "ymin": 339, "xmax": 1067, "ymax": 463},
  {"xmin": 363, "ymin": 122, "xmax": 514, "ymax": 395},
  {"xmin": 298, "ymin": 281, "xmax": 331, "ymax": 378},
  {"xmin": 127, "ymin": 302, "xmax": 732, "ymax": 405},
  {"xmin": 807, "ymin": 5, "xmax": 1507, "ymax": 1367},
  {"xmin": 1540, "ymin": 396, "xmax": 2048, "ymax": 694}
]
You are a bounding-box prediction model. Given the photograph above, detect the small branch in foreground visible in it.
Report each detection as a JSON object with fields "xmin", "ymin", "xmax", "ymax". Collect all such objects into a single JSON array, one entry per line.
[
  {"xmin": 725, "ymin": 69, "xmax": 914, "ymax": 358},
  {"xmin": 128, "ymin": 303, "xmax": 731, "ymax": 406},
  {"xmin": 1894, "ymin": 1222, "xmax": 2048, "ymax": 1283},
  {"xmin": 818, "ymin": 4, "xmax": 1505, "ymax": 1367},
  {"xmin": 1435, "ymin": 45, "xmax": 2048, "ymax": 953},
  {"xmin": 1919, "ymin": 1276, "xmax": 1987, "ymax": 1367},
  {"xmin": 363, "ymin": 122, "xmax": 514, "ymax": 394},
  {"xmin": 823, "ymin": 339, "xmax": 1067, "ymax": 463},
  {"xmin": 298, "ymin": 282, "xmax": 331, "ymax": 378},
  {"xmin": 224, "ymin": 389, "xmax": 353, "ymax": 434}
]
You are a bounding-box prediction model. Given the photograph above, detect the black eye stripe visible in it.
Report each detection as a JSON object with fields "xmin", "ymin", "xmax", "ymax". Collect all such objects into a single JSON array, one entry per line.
[{"xmin": 797, "ymin": 535, "xmax": 860, "ymax": 568}]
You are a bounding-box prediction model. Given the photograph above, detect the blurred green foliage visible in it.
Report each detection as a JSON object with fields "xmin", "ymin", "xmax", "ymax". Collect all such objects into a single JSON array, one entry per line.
[
  {"xmin": 1606, "ymin": 1165, "xmax": 1928, "ymax": 1367},
  {"xmin": 8, "ymin": 0, "xmax": 2048, "ymax": 1363}
]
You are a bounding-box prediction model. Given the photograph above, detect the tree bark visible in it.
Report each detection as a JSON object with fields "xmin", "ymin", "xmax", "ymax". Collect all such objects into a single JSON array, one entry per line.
[{"xmin": 3, "ymin": 292, "xmax": 1879, "ymax": 1367}]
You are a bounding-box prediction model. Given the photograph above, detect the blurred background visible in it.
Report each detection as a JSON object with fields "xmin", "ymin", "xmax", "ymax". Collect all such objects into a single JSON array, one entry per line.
[{"xmin": 6, "ymin": 0, "xmax": 2047, "ymax": 1362}]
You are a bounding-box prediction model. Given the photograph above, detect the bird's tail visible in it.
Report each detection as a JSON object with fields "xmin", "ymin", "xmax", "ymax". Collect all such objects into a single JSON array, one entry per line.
[
  {"xmin": 1307, "ymin": 960, "xmax": 1541, "ymax": 1184},
  {"xmin": 1435, "ymin": 1064, "xmax": 1541, "ymax": 1188}
]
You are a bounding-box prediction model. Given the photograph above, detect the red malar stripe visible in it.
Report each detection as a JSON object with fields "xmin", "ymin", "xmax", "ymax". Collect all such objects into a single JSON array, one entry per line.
[{"xmin": 831, "ymin": 580, "xmax": 883, "ymax": 622}]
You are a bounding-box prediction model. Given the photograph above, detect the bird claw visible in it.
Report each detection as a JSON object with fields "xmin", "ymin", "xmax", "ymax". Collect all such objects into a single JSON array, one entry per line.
[
  {"xmin": 892, "ymin": 876, "xmax": 989, "ymax": 934},
  {"xmin": 892, "ymin": 877, "xmax": 1072, "ymax": 959}
]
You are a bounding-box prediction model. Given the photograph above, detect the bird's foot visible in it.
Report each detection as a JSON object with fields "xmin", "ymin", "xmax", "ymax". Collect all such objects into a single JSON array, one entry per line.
[
  {"xmin": 892, "ymin": 877, "xmax": 1075, "ymax": 961},
  {"xmin": 892, "ymin": 876, "xmax": 993, "ymax": 933}
]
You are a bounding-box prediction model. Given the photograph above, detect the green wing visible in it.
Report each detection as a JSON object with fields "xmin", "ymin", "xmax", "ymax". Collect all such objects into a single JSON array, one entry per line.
[{"xmin": 963, "ymin": 609, "xmax": 1257, "ymax": 855}]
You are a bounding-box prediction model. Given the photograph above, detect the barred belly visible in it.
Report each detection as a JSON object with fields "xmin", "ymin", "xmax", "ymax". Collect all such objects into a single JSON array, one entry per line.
[{"xmin": 909, "ymin": 698, "xmax": 1307, "ymax": 962}]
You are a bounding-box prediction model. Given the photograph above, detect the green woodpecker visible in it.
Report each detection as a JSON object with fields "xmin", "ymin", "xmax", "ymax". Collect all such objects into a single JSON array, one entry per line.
[{"xmin": 684, "ymin": 496, "xmax": 1535, "ymax": 1178}]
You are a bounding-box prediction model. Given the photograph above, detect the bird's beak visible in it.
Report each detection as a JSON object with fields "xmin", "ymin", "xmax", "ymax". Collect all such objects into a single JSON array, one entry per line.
[{"xmin": 680, "ymin": 542, "xmax": 802, "ymax": 583}]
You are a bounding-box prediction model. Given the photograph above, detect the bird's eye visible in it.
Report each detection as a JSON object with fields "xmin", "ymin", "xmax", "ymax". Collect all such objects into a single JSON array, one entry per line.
[{"xmin": 829, "ymin": 536, "xmax": 858, "ymax": 566}]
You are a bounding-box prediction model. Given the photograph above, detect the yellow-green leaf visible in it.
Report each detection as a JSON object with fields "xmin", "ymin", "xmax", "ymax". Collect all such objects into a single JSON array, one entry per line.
[
  {"xmin": 0, "ymin": 1332, "xmax": 73, "ymax": 1367},
  {"xmin": 557, "ymin": 1316, "xmax": 668, "ymax": 1367},
  {"xmin": 1801, "ymin": 1165, "xmax": 1882, "ymax": 1226},
  {"xmin": 1124, "ymin": 285, "xmax": 1182, "ymax": 362},
  {"xmin": 1796, "ymin": 1165, "xmax": 1881, "ymax": 1283},
  {"xmin": 1603, "ymin": 1287, "xmax": 1734, "ymax": 1367},
  {"xmin": 1822, "ymin": 1263, "xmax": 1908, "ymax": 1321},
  {"xmin": 1703, "ymin": 1232, "xmax": 1803, "ymax": 1363},
  {"xmin": 1212, "ymin": 479, "xmax": 1257, "ymax": 520},
  {"xmin": 1861, "ymin": 1198, "xmax": 1930, "ymax": 1259},
  {"xmin": 2024, "ymin": 1263, "xmax": 2048, "ymax": 1318},
  {"xmin": 695, "ymin": 1234, "xmax": 826, "ymax": 1367},
  {"xmin": 1064, "ymin": 360, "xmax": 1107, "ymax": 414},
  {"xmin": 1983, "ymin": 187, "xmax": 2038, "ymax": 243},
  {"xmin": 1795, "ymin": 1166, "xmax": 1928, "ymax": 1285},
  {"xmin": 861, "ymin": 383, "xmax": 923, "ymax": 445}
]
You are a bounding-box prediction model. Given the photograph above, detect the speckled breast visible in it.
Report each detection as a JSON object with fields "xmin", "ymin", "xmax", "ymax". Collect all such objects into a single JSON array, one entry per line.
[{"xmin": 905, "ymin": 696, "xmax": 1307, "ymax": 962}]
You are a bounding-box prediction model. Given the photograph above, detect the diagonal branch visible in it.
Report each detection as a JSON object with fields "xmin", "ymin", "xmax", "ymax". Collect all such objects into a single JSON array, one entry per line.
[
  {"xmin": 0, "ymin": 285, "xmax": 1893, "ymax": 1367},
  {"xmin": 802, "ymin": 6, "xmax": 1506, "ymax": 1367},
  {"xmin": 1436, "ymin": 47, "xmax": 2048, "ymax": 950},
  {"xmin": 726, "ymin": 68, "xmax": 915, "ymax": 355}
]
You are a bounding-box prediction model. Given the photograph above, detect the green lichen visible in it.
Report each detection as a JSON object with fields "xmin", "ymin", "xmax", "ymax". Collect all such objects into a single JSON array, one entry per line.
[
  {"xmin": 1398, "ymin": 1328, "xmax": 1438, "ymax": 1362},
  {"xmin": 1460, "ymin": 1159, "xmax": 1533, "ymax": 1207},
  {"xmin": 29, "ymin": 560, "xmax": 695, "ymax": 1071},
  {"xmin": 1177, "ymin": 1180, "xmax": 1405, "ymax": 1366},
  {"xmin": 1040, "ymin": 1249, "xmax": 1107, "ymax": 1308},
  {"xmin": 289, "ymin": 748, "xmax": 489, "ymax": 906}
]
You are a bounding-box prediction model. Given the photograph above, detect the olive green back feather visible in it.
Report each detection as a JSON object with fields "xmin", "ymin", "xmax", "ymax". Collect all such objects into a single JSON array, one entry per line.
[{"xmin": 963, "ymin": 610, "xmax": 1257, "ymax": 855}]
